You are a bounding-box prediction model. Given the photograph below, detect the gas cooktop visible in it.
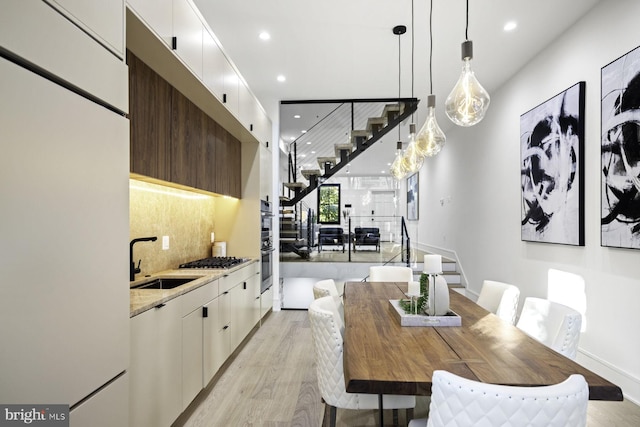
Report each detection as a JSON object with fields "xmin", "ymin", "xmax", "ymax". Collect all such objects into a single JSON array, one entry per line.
[{"xmin": 178, "ymin": 256, "xmax": 249, "ymax": 269}]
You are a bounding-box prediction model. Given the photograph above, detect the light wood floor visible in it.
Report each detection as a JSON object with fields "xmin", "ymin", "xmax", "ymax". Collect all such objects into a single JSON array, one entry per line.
[{"xmin": 175, "ymin": 310, "xmax": 640, "ymax": 427}]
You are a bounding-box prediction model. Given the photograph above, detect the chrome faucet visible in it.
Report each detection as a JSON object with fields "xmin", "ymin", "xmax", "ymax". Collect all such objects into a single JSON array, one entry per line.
[{"xmin": 130, "ymin": 236, "xmax": 157, "ymax": 281}]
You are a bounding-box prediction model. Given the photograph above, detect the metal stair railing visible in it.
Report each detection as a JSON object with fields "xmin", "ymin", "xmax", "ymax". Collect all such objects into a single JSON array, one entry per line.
[{"xmin": 281, "ymin": 97, "xmax": 419, "ymax": 206}]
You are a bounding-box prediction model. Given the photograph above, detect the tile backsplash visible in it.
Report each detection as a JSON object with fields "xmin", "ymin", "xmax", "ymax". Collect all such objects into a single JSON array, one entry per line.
[{"xmin": 129, "ymin": 179, "xmax": 218, "ymax": 278}]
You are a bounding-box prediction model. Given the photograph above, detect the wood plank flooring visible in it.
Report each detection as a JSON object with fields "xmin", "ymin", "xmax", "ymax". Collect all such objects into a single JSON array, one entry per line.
[{"xmin": 175, "ymin": 310, "xmax": 640, "ymax": 427}]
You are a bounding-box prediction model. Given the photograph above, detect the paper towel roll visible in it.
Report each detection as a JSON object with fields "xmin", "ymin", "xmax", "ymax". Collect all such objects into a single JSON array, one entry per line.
[{"xmin": 212, "ymin": 241, "xmax": 226, "ymax": 257}]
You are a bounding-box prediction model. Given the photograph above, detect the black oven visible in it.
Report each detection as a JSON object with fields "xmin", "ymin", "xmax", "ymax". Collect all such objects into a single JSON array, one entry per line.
[{"xmin": 260, "ymin": 200, "xmax": 273, "ymax": 293}]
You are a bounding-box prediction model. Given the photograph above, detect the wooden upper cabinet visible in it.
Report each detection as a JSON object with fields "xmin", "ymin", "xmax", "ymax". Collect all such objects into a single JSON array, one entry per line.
[
  {"xmin": 214, "ymin": 125, "xmax": 241, "ymax": 198},
  {"xmin": 197, "ymin": 116, "xmax": 217, "ymax": 193},
  {"xmin": 129, "ymin": 52, "xmax": 242, "ymax": 197},
  {"xmin": 128, "ymin": 51, "xmax": 171, "ymax": 181},
  {"xmin": 171, "ymin": 89, "xmax": 204, "ymax": 188}
]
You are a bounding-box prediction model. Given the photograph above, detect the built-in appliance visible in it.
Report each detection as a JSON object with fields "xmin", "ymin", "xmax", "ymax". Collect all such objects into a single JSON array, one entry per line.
[
  {"xmin": 179, "ymin": 256, "xmax": 249, "ymax": 269},
  {"xmin": 260, "ymin": 199, "xmax": 274, "ymax": 294}
]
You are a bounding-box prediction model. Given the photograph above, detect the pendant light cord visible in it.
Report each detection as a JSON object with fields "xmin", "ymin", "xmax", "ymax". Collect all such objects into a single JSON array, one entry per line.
[
  {"xmin": 398, "ymin": 30, "xmax": 402, "ymax": 141},
  {"xmin": 429, "ymin": 0, "xmax": 433, "ymax": 94},
  {"xmin": 465, "ymin": 0, "xmax": 469, "ymax": 40}
]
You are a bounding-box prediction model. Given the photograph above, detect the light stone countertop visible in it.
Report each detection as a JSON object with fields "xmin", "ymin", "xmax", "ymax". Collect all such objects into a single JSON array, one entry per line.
[{"xmin": 129, "ymin": 259, "xmax": 259, "ymax": 317}]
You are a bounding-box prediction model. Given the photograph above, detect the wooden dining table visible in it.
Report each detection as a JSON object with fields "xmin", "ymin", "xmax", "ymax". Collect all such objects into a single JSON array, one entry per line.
[{"xmin": 342, "ymin": 281, "xmax": 623, "ymax": 424}]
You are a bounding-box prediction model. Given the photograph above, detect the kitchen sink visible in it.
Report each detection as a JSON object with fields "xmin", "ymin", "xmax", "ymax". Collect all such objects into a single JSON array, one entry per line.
[{"xmin": 131, "ymin": 277, "xmax": 200, "ymax": 290}]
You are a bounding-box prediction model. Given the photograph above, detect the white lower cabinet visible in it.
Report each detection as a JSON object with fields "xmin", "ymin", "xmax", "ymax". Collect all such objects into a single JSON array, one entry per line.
[
  {"xmin": 261, "ymin": 286, "xmax": 274, "ymax": 318},
  {"xmin": 129, "ymin": 261, "xmax": 262, "ymax": 426},
  {"xmin": 203, "ymin": 296, "xmax": 224, "ymax": 384},
  {"xmin": 129, "ymin": 298, "xmax": 182, "ymax": 427},
  {"xmin": 181, "ymin": 280, "xmax": 217, "ymax": 409}
]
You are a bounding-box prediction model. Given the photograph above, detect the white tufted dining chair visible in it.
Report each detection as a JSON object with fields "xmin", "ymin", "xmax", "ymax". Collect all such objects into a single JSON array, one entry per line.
[
  {"xmin": 516, "ymin": 297, "xmax": 582, "ymax": 360},
  {"xmin": 308, "ymin": 296, "xmax": 415, "ymax": 427},
  {"xmin": 369, "ymin": 265, "xmax": 413, "ymax": 283},
  {"xmin": 313, "ymin": 279, "xmax": 340, "ymax": 299},
  {"xmin": 476, "ymin": 280, "xmax": 521, "ymax": 324},
  {"xmin": 408, "ymin": 370, "xmax": 588, "ymax": 427}
]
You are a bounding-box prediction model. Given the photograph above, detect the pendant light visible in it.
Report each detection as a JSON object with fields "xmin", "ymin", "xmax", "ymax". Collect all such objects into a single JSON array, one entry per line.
[
  {"xmin": 390, "ymin": 140, "xmax": 408, "ymax": 180},
  {"xmin": 415, "ymin": 0, "xmax": 445, "ymax": 158},
  {"xmin": 390, "ymin": 25, "xmax": 409, "ymax": 180},
  {"xmin": 445, "ymin": 0, "xmax": 490, "ymax": 127},
  {"xmin": 401, "ymin": 126, "xmax": 424, "ymax": 173}
]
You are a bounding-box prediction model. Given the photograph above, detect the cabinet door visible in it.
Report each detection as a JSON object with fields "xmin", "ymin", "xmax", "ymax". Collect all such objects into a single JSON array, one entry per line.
[
  {"xmin": 130, "ymin": 300, "xmax": 182, "ymax": 427},
  {"xmin": 260, "ymin": 143, "xmax": 273, "ymax": 202},
  {"xmin": 214, "ymin": 125, "xmax": 241, "ymax": 197},
  {"xmin": 182, "ymin": 306, "xmax": 204, "ymax": 410},
  {"xmin": 202, "ymin": 28, "xmax": 225, "ymax": 102},
  {"xmin": 128, "ymin": 51, "xmax": 172, "ymax": 181},
  {"xmin": 171, "ymin": 88, "xmax": 205, "ymax": 187},
  {"xmin": 261, "ymin": 286, "xmax": 274, "ymax": 318},
  {"xmin": 197, "ymin": 115, "xmax": 217, "ymax": 192},
  {"xmin": 127, "ymin": 0, "xmax": 173, "ymax": 46},
  {"xmin": 46, "ymin": 0, "xmax": 124, "ymax": 57},
  {"xmin": 70, "ymin": 373, "xmax": 128, "ymax": 427},
  {"xmin": 222, "ymin": 59, "xmax": 239, "ymax": 117},
  {"xmin": 172, "ymin": 0, "xmax": 203, "ymax": 79},
  {"xmin": 238, "ymin": 79, "xmax": 256, "ymax": 132},
  {"xmin": 203, "ymin": 297, "xmax": 224, "ymax": 385}
]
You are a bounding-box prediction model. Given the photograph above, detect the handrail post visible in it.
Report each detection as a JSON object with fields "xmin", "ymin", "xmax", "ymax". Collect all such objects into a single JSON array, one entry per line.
[{"xmin": 348, "ymin": 216, "xmax": 352, "ymax": 262}]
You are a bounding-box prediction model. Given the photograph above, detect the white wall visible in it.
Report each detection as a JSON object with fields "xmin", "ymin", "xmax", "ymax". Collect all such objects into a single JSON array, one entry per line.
[{"xmin": 417, "ymin": 0, "xmax": 640, "ymax": 403}]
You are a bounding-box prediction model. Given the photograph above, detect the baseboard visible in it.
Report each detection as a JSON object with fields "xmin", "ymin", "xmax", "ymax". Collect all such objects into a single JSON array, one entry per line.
[{"xmin": 576, "ymin": 348, "xmax": 640, "ymax": 405}]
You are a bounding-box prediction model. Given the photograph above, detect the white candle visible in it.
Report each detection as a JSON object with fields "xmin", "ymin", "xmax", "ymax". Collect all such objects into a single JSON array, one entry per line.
[
  {"xmin": 408, "ymin": 281, "xmax": 420, "ymax": 296},
  {"xmin": 424, "ymin": 254, "xmax": 442, "ymax": 274}
]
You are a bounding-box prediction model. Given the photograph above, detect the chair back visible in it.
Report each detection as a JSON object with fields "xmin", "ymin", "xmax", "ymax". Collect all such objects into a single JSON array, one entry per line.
[
  {"xmin": 426, "ymin": 370, "xmax": 588, "ymax": 427},
  {"xmin": 308, "ymin": 296, "xmax": 357, "ymax": 408},
  {"xmin": 313, "ymin": 279, "xmax": 339, "ymax": 299},
  {"xmin": 516, "ymin": 297, "xmax": 582, "ymax": 359},
  {"xmin": 369, "ymin": 266, "xmax": 413, "ymax": 283},
  {"xmin": 476, "ymin": 280, "xmax": 520, "ymax": 324}
]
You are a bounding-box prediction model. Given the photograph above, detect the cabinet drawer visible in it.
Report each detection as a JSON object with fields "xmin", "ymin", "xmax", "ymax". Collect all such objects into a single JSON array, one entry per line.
[{"xmin": 181, "ymin": 279, "xmax": 218, "ymax": 316}]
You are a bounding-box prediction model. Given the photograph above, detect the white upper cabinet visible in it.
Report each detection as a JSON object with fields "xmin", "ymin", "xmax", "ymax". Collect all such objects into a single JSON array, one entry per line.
[
  {"xmin": 222, "ymin": 58, "xmax": 240, "ymax": 117},
  {"xmin": 202, "ymin": 29, "xmax": 225, "ymax": 102},
  {"xmin": 46, "ymin": 0, "xmax": 124, "ymax": 57},
  {"xmin": 173, "ymin": 0, "xmax": 203, "ymax": 79},
  {"xmin": 126, "ymin": 0, "xmax": 173, "ymax": 46},
  {"xmin": 126, "ymin": 0, "xmax": 271, "ymax": 142}
]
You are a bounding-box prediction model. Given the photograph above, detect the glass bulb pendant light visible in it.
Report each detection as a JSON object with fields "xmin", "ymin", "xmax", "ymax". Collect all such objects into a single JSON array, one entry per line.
[
  {"xmin": 390, "ymin": 140, "xmax": 408, "ymax": 180},
  {"xmin": 415, "ymin": 95, "xmax": 446, "ymax": 157},
  {"xmin": 401, "ymin": 126, "xmax": 424, "ymax": 174},
  {"xmin": 445, "ymin": 40, "xmax": 490, "ymax": 126}
]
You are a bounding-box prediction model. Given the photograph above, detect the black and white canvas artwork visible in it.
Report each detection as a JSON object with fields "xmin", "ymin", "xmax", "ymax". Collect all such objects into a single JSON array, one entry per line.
[
  {"xmin": 520, "ymin": 82, "xmax": 585, "ymax": 246},
  {"xmin": 601, "ymin": 45, "xmax": 640, "ymax": 249},
  {"xmin": 407, "ymin": 173, "xmax": 418, "ymax": 220}
]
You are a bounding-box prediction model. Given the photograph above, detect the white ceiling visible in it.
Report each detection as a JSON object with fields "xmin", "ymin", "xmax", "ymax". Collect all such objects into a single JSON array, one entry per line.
[{"xmin": 194, "ymin": 0, "xmax": 602, "ymax": 177}]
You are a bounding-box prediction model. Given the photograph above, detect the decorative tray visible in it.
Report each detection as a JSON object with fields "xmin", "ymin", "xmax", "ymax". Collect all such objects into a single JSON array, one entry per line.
[{"xmin": 389, "ymin": 299, "xmax": 461, "ymax": 327}]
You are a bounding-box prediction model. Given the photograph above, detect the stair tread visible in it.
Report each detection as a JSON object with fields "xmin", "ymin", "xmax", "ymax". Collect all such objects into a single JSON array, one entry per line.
[
  {"xmin": 301, "ymin": 169, "xmax": 321, "ymax": 179},
  {"xmin": 366, "ymin": 117, "xmax": 387, "ymax": 132},
  {"xmin": 284, "ymin": 182, "xmax": 307, "ymax": 189}
]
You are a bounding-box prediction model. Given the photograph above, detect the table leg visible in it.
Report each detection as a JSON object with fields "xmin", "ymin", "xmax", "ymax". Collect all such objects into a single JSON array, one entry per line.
[{"xmin": 378, "ymin": 394, "xmax": 384, "ymax": 426}]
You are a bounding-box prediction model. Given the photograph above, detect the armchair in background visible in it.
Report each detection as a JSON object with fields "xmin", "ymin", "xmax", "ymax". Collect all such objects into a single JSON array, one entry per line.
[{"xmin": 353, "ymin": 227, "xmax": 380, "ymax": 252}]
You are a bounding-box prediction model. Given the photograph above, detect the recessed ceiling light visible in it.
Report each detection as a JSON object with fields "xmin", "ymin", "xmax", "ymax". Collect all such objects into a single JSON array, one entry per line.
[
  {"xmin": 301, "ymin": 130, "xmax": 307, "ymax": 133},
  {"xmin": 311, "ymin": 151, "xmax": 316, "ymax": 154},
  {"xmin": 300, "ymin": 154, "xmax": 306, "ymax": 158},
  {"xmin": 259, "ymin": 31, "xmax": 271, "ymax": 40},
  {"xmin": 289, "ymin": 137, "xmax": 295, "ymax": 141},
  {"xmin": 306, "ymin": 141, "xmax": 311, "ymax": 145},
  {"xmin": 277, "ymin": 75, "xmax": 286, "ymax": 82},
  {"xmin": 504, "ymin": 21, "xmax": 517, "ymax": 32},
  {"xmin": 294, "ymin": 114, "xmax": 301, "ymax": 119}
]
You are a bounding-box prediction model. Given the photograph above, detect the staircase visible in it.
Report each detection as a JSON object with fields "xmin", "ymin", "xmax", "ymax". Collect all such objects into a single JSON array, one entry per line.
[
  {"xmin": 280, "ymin": 98, "xmax": 419, "ymax": 207},
  {"xmin": 279, "ymin": 98, "xmax": 419, "ymax": 258}
]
